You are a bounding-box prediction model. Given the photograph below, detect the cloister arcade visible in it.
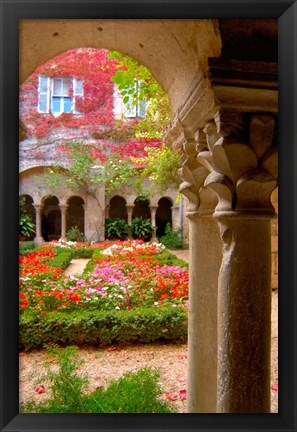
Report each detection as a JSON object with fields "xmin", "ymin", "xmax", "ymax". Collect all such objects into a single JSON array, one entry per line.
[{"xmin": 19, "ymin": 18, "xmax": 279, "ymax": 413}]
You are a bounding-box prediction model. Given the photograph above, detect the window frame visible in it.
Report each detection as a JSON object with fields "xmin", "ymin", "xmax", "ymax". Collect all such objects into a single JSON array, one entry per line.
[
  {"xmin": 124, "ymin": 81, "xmax": 146, "ymax": 118},
  {"xmin": 37, "ymin": 75, "xmax": 83, "ymax": 115}
]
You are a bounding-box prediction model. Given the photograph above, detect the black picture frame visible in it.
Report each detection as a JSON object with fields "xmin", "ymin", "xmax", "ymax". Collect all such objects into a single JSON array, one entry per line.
[{"xmin": 1, "ymin": 1, "xmax": 296, "ymax": 431}]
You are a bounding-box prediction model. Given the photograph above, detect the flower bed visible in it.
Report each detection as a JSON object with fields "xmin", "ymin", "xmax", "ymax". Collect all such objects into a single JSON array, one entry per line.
[{"xmin": 19, "ymin": 240, "xmax": 189, "ymax": 349}]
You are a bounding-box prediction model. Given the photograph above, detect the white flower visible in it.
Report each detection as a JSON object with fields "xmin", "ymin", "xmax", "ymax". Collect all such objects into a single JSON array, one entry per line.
[{"xmin": 115, "ymin": 306, "xmax": 120, "ymax": 310}]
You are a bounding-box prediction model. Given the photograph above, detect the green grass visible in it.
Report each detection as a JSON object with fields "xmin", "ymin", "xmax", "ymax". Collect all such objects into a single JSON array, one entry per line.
[{"xmin": 20, "ymin": 346, "xmax": 174, "ymax": 414}]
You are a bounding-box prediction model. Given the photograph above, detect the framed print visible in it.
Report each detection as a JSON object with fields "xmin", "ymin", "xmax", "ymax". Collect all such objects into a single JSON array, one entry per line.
[{"xmin": 1, "ymin": 0, "xmax": 296, "ymax": 431}]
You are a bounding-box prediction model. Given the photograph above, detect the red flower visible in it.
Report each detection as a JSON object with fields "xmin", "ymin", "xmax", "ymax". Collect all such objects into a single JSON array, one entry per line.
[
  {"xmin": 179, "ymin": 389, "xmax": 187, "ymax": 400},
  {"xmin": 35, "ymin": 384, "xmax": 45, "ymax": 394}
]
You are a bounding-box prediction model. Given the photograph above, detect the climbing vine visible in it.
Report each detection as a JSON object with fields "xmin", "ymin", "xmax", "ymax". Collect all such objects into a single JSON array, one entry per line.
[{"xmin": 19, "ymin": 47, "xmax": 162, "ymax": 160}]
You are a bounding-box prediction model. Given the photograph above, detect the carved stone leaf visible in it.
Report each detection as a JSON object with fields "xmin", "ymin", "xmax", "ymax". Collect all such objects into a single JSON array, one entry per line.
[
  {"xmin": 204, "ymin": 172, "xmax": 235, "ymax": 212},
  {"xmin": 212, "ymin": 140, "xmax": 258, "ymax": 184},
  {"xmin": 197, "ymin": 150, "xmax": 215, "ymax": 173},
  {"xmin": 249, "ymin": 115, "xmax": 275, "ymax": 160},
  {"xmin": 261, "ymin": 146, "xmax": 278, "ymax": 180},
  {"xmin": 179, "ymin": 181, "xmax": 200, "ymax": 210},
  {"xmin": 236, "ymin": 168, "xmax": 277, "ymax": 212}
]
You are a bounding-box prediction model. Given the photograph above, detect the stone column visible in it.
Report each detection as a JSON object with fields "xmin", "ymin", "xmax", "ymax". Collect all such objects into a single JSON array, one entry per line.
[
  {"xmin": 178, "ymin": 127, "xmax": 221, "ymax": 413},
  {"xmin": 202, "ymin": 111, "xmax": 278, "ymax": 412},
  {"xmin": 186, "ymin": 211, "xmax": 221, "ymax": 412},
  {"xmin": 59, "ymin": 204, "xmax": 68, "ymax": 241},
  {"xmin": 215, "ymin": 214, "xmax": 273, "ymax": 412},
  {"xmin": 171, "ymin": 205, "xmax": 180, "ymax": 231},
  {"xmin": 150, "ymin": 205, "xmax": 158, "ymax": 241},
  {"xmin": 33, "ymin": 204, "xmax": 44, "ymax": 246},
  {"xmin": 126, "ymin": 204, "xmax": 134, "ymax": 226}
]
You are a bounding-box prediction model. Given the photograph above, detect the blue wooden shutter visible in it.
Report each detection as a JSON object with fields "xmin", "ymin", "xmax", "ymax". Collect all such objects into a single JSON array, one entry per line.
[{"xmin": 38, "ymin": 76, "xmax": 50, "ymax": 113}]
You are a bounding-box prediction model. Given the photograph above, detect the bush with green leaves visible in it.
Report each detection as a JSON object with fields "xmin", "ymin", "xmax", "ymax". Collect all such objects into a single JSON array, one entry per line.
[
  {"xmin": 50, "ymin": 248, "xmax": 74, "ymax": 270},
  {"xmin": 19, "ymin": 306, "xmax": 187, "ymax": 350},
  {"xmin": 19, "ymin": 241, "xmax": 35, "ymax": 254},
  {"xmin": 20, "ymin": 346, "xmax": 174, "ymax": 414},
  {"xmin": 159, "ymin": 223, "xmax": 183, "ymax": 250},
  {"xmin": 131, "ymin": 217, "xmax": 153, "ymax": 240},
  {"xmin": 66, "ymin": 226, "xmax": 86, "ymax": 242},
  {"xmin": 152, "ymin": 249, "xmax": 188, "ymax": 269},
  {"xmin": 19, "ymin": 197, "xmax": 35, "ymax": 239},
  {"xmin": 105, "ymin": 217, "xmax": 129, "ymax": 240}
]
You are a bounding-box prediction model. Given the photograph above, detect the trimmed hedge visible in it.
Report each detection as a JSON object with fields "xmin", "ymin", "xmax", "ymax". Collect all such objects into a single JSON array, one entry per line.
[
  {"xmin": 50, "ymin": 248, "xmax": 74, "ymax": 270},
  {"xmin": 19, "ymin": 307, "xmax": 188, "ymax": 350},
  {"xmin": 72, "ymin": 247, "xmax": 94, "ymax": 259},
  {"xmin": 152, "ymin": 249, "xmax": 188, "ymax": 269},
  {"xmin": 19, "ymin": 241, "xmax": 36, "ymax": 254}
]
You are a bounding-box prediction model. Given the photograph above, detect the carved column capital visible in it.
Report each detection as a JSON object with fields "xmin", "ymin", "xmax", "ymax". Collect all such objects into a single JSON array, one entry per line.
[{"xmin": 198, "ymin": 109, "xmax": 278, "ymax": 218}]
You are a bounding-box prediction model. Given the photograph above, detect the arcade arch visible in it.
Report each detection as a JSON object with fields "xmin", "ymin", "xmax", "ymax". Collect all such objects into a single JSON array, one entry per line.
[{"xmin": 66, "ymin": 196, "xmax": 85, "ymax": 236}]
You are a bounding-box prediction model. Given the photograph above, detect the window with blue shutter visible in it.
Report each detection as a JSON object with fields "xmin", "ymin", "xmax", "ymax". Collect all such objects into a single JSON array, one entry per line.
[
  {"xmin": 37, "ymin": 76, "xmax": 83, "ymax": 115},
  {"xmin": 38, "ymin": 76, "xmax": 50, "ymax": 113}
]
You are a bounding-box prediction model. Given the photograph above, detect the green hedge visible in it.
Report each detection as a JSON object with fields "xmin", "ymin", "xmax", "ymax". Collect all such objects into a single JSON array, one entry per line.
[
  {"xmin": 152, "ymin": 249, "xmax": 188, "ymax": 269},
  {"xmin": 72, "ymin": 247, "xmax": 94, "ymax": 259},
  {"xmin": 50, "ymin": 248, "xmax": 74, "ymax": 270},
  {"xmin": 19, "ymin": 307, "xmax": 188, "ymax": 350},
  {"xmin": 19, "ymin": 241, "xmax": 36, "ymax": 254}
]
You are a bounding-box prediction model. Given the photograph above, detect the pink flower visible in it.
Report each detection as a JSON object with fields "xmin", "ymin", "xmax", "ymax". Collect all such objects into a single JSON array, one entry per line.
[
  {"xmin": 179, "ymin": 389, "xmax": 187, "ymax": 400},
  {"xmin": 165, "ymin": 392, "xmax": 178, "ymax": 401}
]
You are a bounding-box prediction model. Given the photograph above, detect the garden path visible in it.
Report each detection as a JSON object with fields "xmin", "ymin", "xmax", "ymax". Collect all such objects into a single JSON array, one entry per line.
[
  {"xmin": 19, "ymin": 247, "xmax": 278, "ymax": 413},
  {"xmin": 63, "ymin": 258, "xmax": 90, "ymax": 277}
]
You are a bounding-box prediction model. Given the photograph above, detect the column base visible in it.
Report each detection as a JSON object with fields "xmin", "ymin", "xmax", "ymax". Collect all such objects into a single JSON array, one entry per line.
[{"xmin": 34, "ymin": 236, "xmax": 44, "ymax": 247}]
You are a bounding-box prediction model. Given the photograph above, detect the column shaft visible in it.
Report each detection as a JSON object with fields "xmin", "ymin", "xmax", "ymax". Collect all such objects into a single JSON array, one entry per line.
[
  {"xmin": 217, "ymin": 216, "xmax": 271, "ymax": 413},
  {"xmin": 59, "ymin": 205, "xmax": 68, "ymax": 241},
  {"xmin": 150, "ymin": 206, "xmax": 157, "ymax": 241},
  {"xmin": 187, "ymin": 214, "xmax": 222, "ymax": 412},
  {"xmin": 33, "ymin": 205, "xmax": 44, "ymax": 246}
]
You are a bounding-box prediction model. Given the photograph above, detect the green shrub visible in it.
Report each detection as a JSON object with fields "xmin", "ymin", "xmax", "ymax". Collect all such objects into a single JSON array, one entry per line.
[
  {"xmin": 19, "ymin": 213, "xmax": 35, "ymax": 238},
  {"xmin": 20, "ymin": 346, "xmax": 174, "ymax": 414},
  {"xmin": 19, "ymin": 241, "xmax": 35, "ymax": 254},
  {"xmin": 82, "ymin": 248, "xmax": 104, "ymax": 274},
  {"xmin": 153, "ymin": 249, "xmax": 188, "ymax": 269},
  {"xmin": 159, "ymin": 223, "xmax": 183, "ymax": 249},
  {"xmin": 83, "ymin": 368, "xmax": 174, "ymax": 413},
  {"xmin": 50, "ymin": 248, "xmax": 74, "ymax": 270},
  {"xmin": 131, "ymin": 217, "xmax": 153, "ymax": 240},
  {"xmin": 66, "ymin": 226, "xmax": 86, "ymax": 242},
  {"xmin": 72, "ymin": 247, "xmax": 94, "ymax": 259},
  {"xmin": 19, "ymin": 307, "xmax": 188, "ymax": 350},
  {"xmin": 105, "ymin": 217, "xmax": 129, "ymax": 239}
]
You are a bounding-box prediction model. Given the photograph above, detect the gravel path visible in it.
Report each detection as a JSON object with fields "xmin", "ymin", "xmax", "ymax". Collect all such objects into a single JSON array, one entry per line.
[{"xmin": 19, "ymin": 248, "xmax": 278, "ymax": 413}]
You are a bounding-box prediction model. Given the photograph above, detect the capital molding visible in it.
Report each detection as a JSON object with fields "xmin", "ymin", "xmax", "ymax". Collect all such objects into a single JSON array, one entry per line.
[{"xmin": 199, "ymin": 109, "xmax": 278, "ymax": 216}]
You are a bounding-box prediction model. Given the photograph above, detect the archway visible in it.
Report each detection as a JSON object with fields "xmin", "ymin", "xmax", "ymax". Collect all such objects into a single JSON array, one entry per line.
[
  {"xmin": 132, "ymin": 198, "xmax": 151, "ymax": 220},
  {"xmin": 18, "ymin": 19, "xmax": 279, "ymax": 414},
  {"xmin": 108, "ymin": 196, "xmax": 128, "ymax": 222},
  {"xmin": 66, "ymin": 196, "xmax": 85, "ymax": 237},
  {"xmin": 42, "ymin": 196, "xmax": 61, "ymax": 240},
  {"xmin": 156, "ymin": 197, "xmax": 172, "ymax": 238}
]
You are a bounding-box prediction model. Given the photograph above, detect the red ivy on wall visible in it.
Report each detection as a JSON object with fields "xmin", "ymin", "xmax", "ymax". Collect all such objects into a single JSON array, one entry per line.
[{"xmin": 19, "ymin": 48, "xmax": 161, "ymax": 162}]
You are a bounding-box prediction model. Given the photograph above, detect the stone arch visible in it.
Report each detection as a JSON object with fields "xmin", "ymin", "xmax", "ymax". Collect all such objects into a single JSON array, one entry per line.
[
  {"xmin": 132, "ymin": 197, "xmax": 151, "ymax": 220},
  {"xmin": 108, "ymin": 195, "xmax": 128, "ymax": 222},
  {"xmin": 66, "ymin": 196, "xmax": 85, "ymax": 236},
  {"xmin": 18, "ymin": 19, "xmax": 279, "ymax": 414},
  {"xmin": 19, "ymin": 20, "xmax": 221, "ymax": 113},
  {"xmin": 156, "ymin": 196, "xmax": 173, "ymax": 238},
  {"xmin": 42, "ymin": 196, "xmax": 61, "ymax": 240}
]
